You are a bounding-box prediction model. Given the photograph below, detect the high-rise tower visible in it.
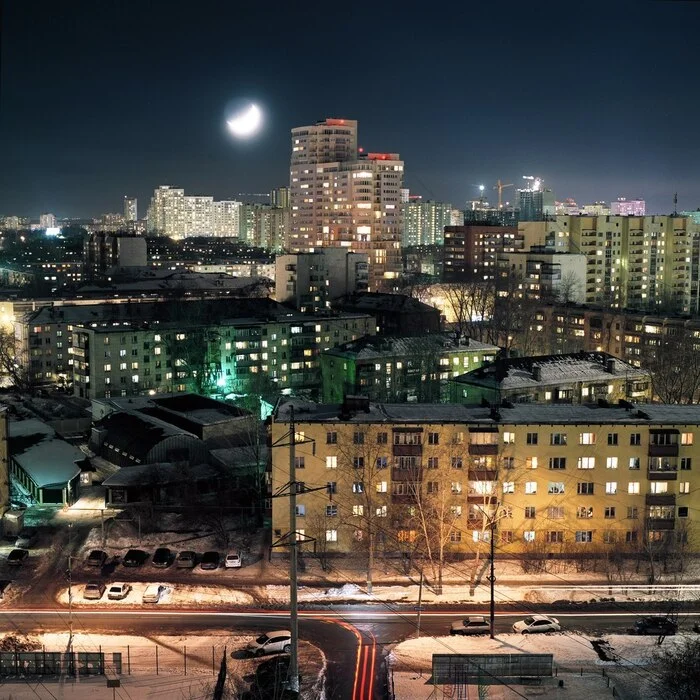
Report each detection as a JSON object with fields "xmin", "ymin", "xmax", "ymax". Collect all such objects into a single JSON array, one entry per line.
[{"xmin": 289, "ymin": 118, "xmax": 403, "ymax": 291}]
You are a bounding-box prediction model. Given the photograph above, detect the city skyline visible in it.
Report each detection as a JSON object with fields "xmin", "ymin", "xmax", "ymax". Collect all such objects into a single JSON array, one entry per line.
[{"xmin": 1, "ymin": 1, "xmax": 699, "ymax": 217}]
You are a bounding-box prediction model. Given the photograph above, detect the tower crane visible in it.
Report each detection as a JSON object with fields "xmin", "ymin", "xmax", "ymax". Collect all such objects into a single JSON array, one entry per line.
[{"xmin": 493, "ymin": 180, "xmax": 514, "ymax": 209}]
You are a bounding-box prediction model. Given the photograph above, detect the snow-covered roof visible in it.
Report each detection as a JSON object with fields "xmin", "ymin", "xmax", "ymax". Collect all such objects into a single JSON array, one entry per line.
[
  {"xmin": 323, "ymin": 334, "xmax": 498, "ymax": 361},
  {"xmin": 9, "ymin": 418, "xmax": 83, "ymax": 488},
  {"xmin": 451, "ymin": 352, "xmax": 649, "ymax": 391},
  {"xmin": 274, "ymin": 398, "xmax": 700, "ymax": 426}
]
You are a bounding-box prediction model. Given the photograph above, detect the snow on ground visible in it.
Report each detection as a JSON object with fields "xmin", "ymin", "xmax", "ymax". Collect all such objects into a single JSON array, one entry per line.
[{"xmin": 56, "ymin": 582, "xmax": 254, "ymax": 607}]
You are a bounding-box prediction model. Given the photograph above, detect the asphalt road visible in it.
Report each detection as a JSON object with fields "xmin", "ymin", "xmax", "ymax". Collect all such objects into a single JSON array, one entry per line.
[{"xmin": 5, "ymin": 608, "xmax": 700, "ymax": 699}]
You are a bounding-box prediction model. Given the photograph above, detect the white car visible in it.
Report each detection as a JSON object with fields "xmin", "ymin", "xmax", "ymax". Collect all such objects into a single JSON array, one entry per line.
[
  {"xmin": 246, "ymin": 631, "xmax": 292, "ymax": 657},
  {"xmin": 225, "ymin": 552, "xmax": 242, "ymax": 568},
  {"xmin": 107, "ymin": 583, "xmax": 132, "ymax": 600},
  {"xmin": 512, "ymin": 615, "xmax": 561, "ymax": 634},
  {"xmin": 142, "ymin": 583, "xmax": 166, "ymax": 604}
]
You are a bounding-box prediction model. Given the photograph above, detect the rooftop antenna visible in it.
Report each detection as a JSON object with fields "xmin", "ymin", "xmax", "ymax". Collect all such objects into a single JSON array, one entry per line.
[{"xmin": 673, "ymin": 192, "xmax": 678, "ymax": 217}]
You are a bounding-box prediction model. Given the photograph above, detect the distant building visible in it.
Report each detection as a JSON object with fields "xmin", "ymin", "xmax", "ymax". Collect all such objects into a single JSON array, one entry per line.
[
  {"xmin": 498, "ymin": 249, "xmax": 587, "ymax": 303},
  {"xmin": 443, "ymin": 225, "xmax": 521, "ymax": 282},
  {"xmin": 100, "ymin": 213, "xmax": 126, "ymax": 232},
  {"xmin": 212, "ymin": 200, "xmax": 241, "ymax": 238},
  {"xmin": 449, "ymin": 352, "xmax": 651, "ymax": 406},
  {"xmin": 39, "ymin": 213, "xmax": 57, "ymax": 229},
  {"xmin": 84, "ymin": 231, "xmax": 147, "ymax": 278},
  {"xmin": 240, "ymin": 203, "xmax": 288, "ymax": 250},
  {"xmin": 402, "ymin": 199, "xmax": 453, "ymax": 246},
  {"xmin": 611, "ymin": 198, "xmax": 645, "ymax": 216},
  {"xmin": 581, "ymin": 202, "xmax": 611, "ymax": 216},
  {"xmin": 124, "ymin": 197, "xmax": 138, "ymax": 222},
  {"xmin": 269, "ymin": 187, "xmax": 290, "ymax": 208},
  {"xmin": 321, "ymin": 334, "xmax": 499, "ymax": 403},
  {"xmin": 289, "ymin": 118, "xmax": 403, "ymax": 290},
  {"xmin": 334, "ymin": 292, "xmax": 441, "ymax": 336},
  {"xmin": 517, "ymin": 178, "xmax": 555, "ymax": 221},
  {"xmin": 275, "ymin": 248, "xmax": 369, "ymax": 312}
]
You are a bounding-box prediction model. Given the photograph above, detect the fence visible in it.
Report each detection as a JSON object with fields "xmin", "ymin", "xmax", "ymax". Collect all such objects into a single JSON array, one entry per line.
[
  {"xmin": 0, "ymin": 644, "xmax": 229, "ymax": 678},
  {"xmin": 432, "ymin": 654, "xmax": 554, "ymax": 686}
]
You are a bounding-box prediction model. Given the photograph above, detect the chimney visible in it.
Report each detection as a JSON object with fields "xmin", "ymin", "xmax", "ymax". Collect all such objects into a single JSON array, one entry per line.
[
  {"xmin": 606, "ymin": 358, "xmax": 615, "ymax": 374},
  {"xmin": 532, "ymin": 365, "xmax": 542, "ymax": 381}
]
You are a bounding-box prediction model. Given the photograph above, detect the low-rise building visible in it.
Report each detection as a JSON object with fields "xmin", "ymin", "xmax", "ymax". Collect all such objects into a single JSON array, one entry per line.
[
  {"xmin": 449, "ymin": 352, "xmax": 651, "ymax": 405},
  {"xmin": 271, "ymin": 398, "xmax": 700, "ymax": 558},
  {"xmin": 9, "ymin": 418, "xmax": 84, "ymax": 506},
  {"xmin": 321, "ymin": 335, "xmax": 498, "ymax": 403},
  {"xmin": 333, "ymin": 292, "xmax": 441, "ymax": 336}
]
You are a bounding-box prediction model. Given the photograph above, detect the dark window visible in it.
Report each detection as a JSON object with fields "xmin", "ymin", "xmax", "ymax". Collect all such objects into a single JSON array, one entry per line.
[
  {"xmin": 608, "ymin": 433, "xmax": 618, "ymax": 446},
  {"xmin": 526, "ymin": 432, "xmax": 538, "ymax": 445},
  {"xmin": 524, "ymin": 506, "xmax": 536, "ymax": 518},
  {"xmin": 577, "ymin": 482, "xmax": 595, "ymax": 495},
  {"xmin": 630, "ymin": 433, "xmax": 641, "ymax": 446},
  {"xmin": 326, "ymin": 431, "xmax": 337, "ymax": 444}
]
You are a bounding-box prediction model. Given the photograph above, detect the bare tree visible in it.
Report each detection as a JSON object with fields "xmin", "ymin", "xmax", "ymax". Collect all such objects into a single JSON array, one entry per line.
[
  {"xmin": 557, "ymin": 270, "xmax": 583, "ymax": 304},
  {"xmin": 0, "ymin": 327, "xmax": 33, "ymax": 391},
  {"xmin": 642, "ymin": 333, "xmax": 700, "ymax": 404},
  {"xmin": 651, "ymin": 636, "xmax": 700, "ymax": 699},
  {"xmin": 441, "ymin": 281, "xmax": 495, "ymax": 343}
]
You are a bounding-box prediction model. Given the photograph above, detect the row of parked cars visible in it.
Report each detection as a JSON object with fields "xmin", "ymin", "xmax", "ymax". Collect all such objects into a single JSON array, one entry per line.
[
  {"xmin": 85, "ymin": 548, "xmax": 243, "ymax": 570},
  {"xmin": 84, "ymin": 581, "xmax": 168, "ymax": 602},
  {"xmin": 449, "ymin": 614, "xmax": 688, "ymax": 636}
]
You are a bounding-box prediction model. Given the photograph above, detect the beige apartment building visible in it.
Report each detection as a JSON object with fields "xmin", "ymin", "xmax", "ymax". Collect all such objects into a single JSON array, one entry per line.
[
  {"xmin": 272, "ymin": 399, "xmax": 700, "ymax": 559},
  {"xmin": 289, "ymin": 118, "xmax": 403, "ymax": 291},
  {"xmin": 520, "ymin": 216, "xmax": 700, "ymax": 313}
]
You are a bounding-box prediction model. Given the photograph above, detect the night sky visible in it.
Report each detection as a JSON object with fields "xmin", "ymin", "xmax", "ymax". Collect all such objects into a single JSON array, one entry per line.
[{"xmin": 1, "ymin": 0, "xmax": 699, "ymax": 218}]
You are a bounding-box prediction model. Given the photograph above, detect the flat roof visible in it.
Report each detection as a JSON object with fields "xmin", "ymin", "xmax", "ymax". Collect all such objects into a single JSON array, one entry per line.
[{"xmin": 274, "ymin": 399, "xmax": 700, "ymax": 427}]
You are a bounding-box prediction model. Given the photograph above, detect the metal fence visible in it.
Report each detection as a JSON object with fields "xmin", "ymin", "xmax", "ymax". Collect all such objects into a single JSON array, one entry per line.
[
  {"xmin": 0, "ymin": 645, "xmax": 228, "ymax": 678},
  {"xmin": 432, "ymin": 654, "xmax": 553, "ymax": 685}
]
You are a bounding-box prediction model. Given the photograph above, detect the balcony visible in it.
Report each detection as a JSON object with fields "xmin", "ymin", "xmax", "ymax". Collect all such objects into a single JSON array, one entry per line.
[
  {"xmin": 468, "ymin": 444, "xmax": 498, "ymax": 456},
  {"xmin": 648, "ymin": 444, "xmax": 679, "ymax": 457},
  {"xmin": 646, "ymin": 518, "xmax": 675, "ymax": 531},
  {"xmin": 468, "ymin": 469, "xmax": 498, "ymax": 481},
  {"xmin": 392, "ymin": 444, "xmax": 422, "ymax": 457},
  {"xmin": 645, "ymin": 494, "xmax": 676, "ymax": 506},
  {"xmin": 392, "ymin": 467, "xmax": 423, "ymax": 482}
]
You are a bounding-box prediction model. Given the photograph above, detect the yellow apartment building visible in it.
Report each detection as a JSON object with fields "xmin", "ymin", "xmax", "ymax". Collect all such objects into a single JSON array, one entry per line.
[{"xmin": 271, "ymin": 399, "xmax": 700, "ymax": 563}]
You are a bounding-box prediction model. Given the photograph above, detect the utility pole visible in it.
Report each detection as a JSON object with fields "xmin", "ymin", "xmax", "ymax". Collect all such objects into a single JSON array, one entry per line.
[
  {"xmin": 416, "ymin": 569, "xmax": 424, "ymax": 639},
  {"xmin": 288, "ymin": 406, "xmax": 299, "ymax": 698},
  {"xmin": 488, "ymin": 518, "xmax": 496, "ymax": 639},
  {"xmin": 67, "ymin": 522, "xmax": 74, "ymax": 650}
]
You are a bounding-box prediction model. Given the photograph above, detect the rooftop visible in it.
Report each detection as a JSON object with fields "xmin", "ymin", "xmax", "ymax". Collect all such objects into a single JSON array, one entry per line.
[
  {"xmin": 274, "ymin": 398, "xmax": 700, "ymax": 426},
  {"xmin": 335, "ymin": 292, "xmax": 438, "ymax": 314},
  {"xmin": 323, "ymin": 334, "xmax": 498, "ymax": 361},
  {"xmin": 9, "ymin": 418, "xmax": 83, "ymax": 487},
  {"xmin": 102, "ymin": 462, "xmax": 220, "ymax": 487},
  {"xmin": 451, "ymin": 352, "xmax": 648, "ymax": 390}
]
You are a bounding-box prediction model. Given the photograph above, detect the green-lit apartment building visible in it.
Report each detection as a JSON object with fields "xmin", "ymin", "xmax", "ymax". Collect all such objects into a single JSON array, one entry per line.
[{"xmin": 321, "ymin": 334, "xmax": 499, "ymax": 403}]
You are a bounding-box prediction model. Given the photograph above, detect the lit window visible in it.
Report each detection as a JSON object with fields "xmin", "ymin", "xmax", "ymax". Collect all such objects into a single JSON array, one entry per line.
[
  {"xmin": 605, "ymin": 482, "xmax": 617, "ymax": 494},
  {"xmin": 325, "ymin": 530, "xmax": 338, "ymax": 542},
  {"xmin": 628, "ymin": 482, "xmax": 640, "ymax": 495},
  {"xmin": 525, "ymin": 482, "xmax": 537, "ymax": 495},
  {"xmin": 326, "ymin": 456, "xmax": 337, "ymax": 469},
  {"xmin": 606, "ymin": 457, "xmax": 618, "ymax": 469}
]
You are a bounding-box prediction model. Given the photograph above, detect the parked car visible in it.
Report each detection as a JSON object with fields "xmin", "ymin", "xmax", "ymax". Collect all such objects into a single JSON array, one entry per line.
[
  {"xmin": 152, "ymin": 548, "xmax": 172, "ymax": 568},
  {"xmin": 7, "ymin": 549, "xmax": 28, "ymax": 566},
  {"xmin": 176, "ymin": 551, "xmax": 197, "ymax": 569},
  {"xmin": 200, "ymin": 551, "xmax": 220, "ymax": 570},
  {"xmin": 225, "ymin": 552, "xmax": 242, "ymax": 569},
  {"xmin": 83, "ymin": 581, "xmax": 106, "ymax": 600},
  {"xmin": 629, "ymin": 616, "xmax": 677, "ymax": 636},
  {"xmin": 450, "ymin": 616, "xmax": 491, "ymax": 636},
  {"xmin": 122, "ymin": 549, "xmax": 147, "ymax": 567},
  {"xmin": 512, "ymin": 615, "xmax": 561, "ymax": 634},
  {"xmin": 15, "ymin": 528, "xmax": 38, "ymax": 548},
  {"xmin": 107, "ymin": 583, "xmax": 132, "ymax": 600},
  {"xmin": 142, "ymin": 584, "xmax": 166, "ymax": 603},
  {"xmin": 0, "ymin": 580, "xmax": 12, "ymax": 600},
  {"xmin": 247, "ymin": 631, "xmax": 292, "ymax": 657},
  {"xmin": 86, "ymin": 549, "xmax": 108, "ymax": 567}
]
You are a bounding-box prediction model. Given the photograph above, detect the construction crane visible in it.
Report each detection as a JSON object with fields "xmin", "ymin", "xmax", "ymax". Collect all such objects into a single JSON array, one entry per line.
[{"xmin": 493, "ymin": 180, "xmax": 514, "ymax": 209}]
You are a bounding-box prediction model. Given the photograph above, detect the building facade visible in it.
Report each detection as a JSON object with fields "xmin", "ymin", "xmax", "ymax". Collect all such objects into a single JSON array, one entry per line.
[
  {"xmin": 449, "ymin": 352, "xmax": 651, "ymax": 405},
  {"xmin": 272, "ymin": 399, "xmax": 700, "ymax": 558},
  {"xmin": 402, "ymin": 199, "xmax": 453, "ymax": 247},
  {"xmin": 443, "ymin": 225, "xmax": 521, "ymax": 282},
  {"xmin": 321, "ymin": 335, "xmax": 499, "ymax": 403},
  {"xmin": 611, "ymin": 198, "xmax": 645, "ymax": 216},
  {"xmin": 275, "ymin": 249, "xmax": 369, "ymax": 312},
  {"xmin": 289, "ymin": 118, "xmax": 403, "ymax": 290}
]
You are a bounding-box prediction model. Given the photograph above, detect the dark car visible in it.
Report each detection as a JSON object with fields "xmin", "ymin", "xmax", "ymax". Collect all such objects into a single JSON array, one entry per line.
[
  {"xmin": 15, "ymin": 528, "xmax": 38, "ymax": 548},
  {"xmin": 152, "ymin": 548, "xmax": 172, "ymax": 568},
  {"xmin": 176, "ymin": 551, "xmax": 197, "ymax": 569},
  {"xmin": 200, "ymin": 551, "xmax": 220, "ymax": 570},
  {"xmin": 122, "ymin": 549, "xmax": 147, "ymax": 567},
  {"xmin": 7, "ymin": 549, "xmax": 28, "ymax": 566},
  {"xmin": 629, "ymin": 616, "xmax": 677, "ymax": 636},
  {"xmin": 86, "ymin": 549, "xmax": 108, "ymax": 567}
]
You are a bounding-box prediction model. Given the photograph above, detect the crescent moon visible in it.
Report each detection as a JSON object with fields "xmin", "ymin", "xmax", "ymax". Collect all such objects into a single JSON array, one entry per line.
[{"xmin": 227, "ymin": 104, "xmax": 262, "ymax": 138}]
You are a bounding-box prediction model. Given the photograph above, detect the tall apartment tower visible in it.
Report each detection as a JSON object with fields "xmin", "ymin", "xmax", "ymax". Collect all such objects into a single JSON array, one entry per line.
[
  {"xmin": 124, "ymin": 197, "xmax": 138, "ymax": 222},
  {"xmin": 289, "ymin": 118, "xmax": 403, "ymax": 291},
  {"xmin": 270, "ymin": 187, "xmax": 290, "ymax": 208}
]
